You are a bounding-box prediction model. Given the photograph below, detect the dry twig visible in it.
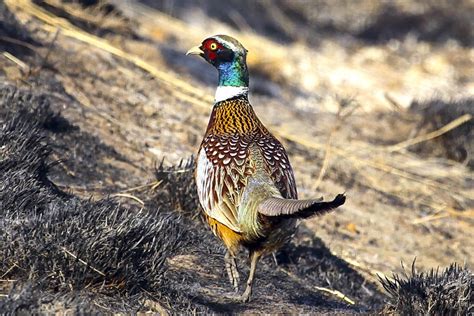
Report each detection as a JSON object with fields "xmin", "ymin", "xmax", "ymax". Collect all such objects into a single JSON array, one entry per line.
[
  {"xmin": 61, "ymin": 247, "xmax": 106, "ymax": 277},
  {"xmin": 388, "ymin": 114, "xmax": 472, "ymax": 152},
  {"xmin": 112, "ymin": 193, "xmax": 145, "ymax": 206},
  {"xmin": 313, "ymin": 99, "xmax": 359, "ymax": 191},
  {"xmin": 314, "ymin": 286, "xmax": 356, "ymax": 305},
  {"xmin": 2, "ymin": 52, "xmax": 29, "ymax": 70},
  {"xmin": 280, "ymin": 268, "xmax": 356, "ymax": 305}
]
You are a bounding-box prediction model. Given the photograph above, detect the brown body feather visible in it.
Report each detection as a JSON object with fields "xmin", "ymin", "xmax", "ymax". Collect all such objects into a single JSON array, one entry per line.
[{"xmin": 196, "ymin": 95, "xmax": 298, "ymax": 255}]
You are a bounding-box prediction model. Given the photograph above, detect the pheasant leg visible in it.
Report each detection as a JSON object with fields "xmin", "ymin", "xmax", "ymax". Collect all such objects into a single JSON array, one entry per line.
[
  {"xmin": 224, "ymin": 251, "xmax": 240, "ymax": 292},
  {"xmin": 239, "ymin": 251, "xmax": 261, "ymax": 302}
]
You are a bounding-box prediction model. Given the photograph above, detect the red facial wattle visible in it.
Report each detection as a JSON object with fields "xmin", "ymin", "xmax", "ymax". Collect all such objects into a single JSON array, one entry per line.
[
  {"xmin": 207, "ymin": 51, "xmax": 217, "ymax": 61},
  {"xmin": 202, "ymin": 39, "xmax": 221, "ymax": 62}
]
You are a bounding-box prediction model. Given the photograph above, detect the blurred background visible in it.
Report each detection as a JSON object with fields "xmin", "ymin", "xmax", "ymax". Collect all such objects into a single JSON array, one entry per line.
[{"xmin": 1, "ymin": 0, "xmax": 473, "ymax": 313}]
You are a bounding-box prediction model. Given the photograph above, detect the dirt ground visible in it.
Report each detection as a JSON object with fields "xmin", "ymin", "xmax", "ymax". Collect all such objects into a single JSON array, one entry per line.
[{"xmin": 1, "ymin": 0, "xmax": 473, "ymax": 314}]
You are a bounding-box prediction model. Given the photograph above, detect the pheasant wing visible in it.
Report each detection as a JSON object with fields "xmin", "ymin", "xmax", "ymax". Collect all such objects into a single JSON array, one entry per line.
[
  {"xmin": 255, "ymin": 132, "xmax": 298, "ymax": 199},
  {"xmin": 196, "ymin": 134, "xmax": 255, "ymax": 232}
]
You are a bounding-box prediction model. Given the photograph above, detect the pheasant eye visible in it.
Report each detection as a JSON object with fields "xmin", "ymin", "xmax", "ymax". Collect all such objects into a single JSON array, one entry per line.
[{"xmin": 209, "ymin": 42, "xmax": 218, "ymax": 50}]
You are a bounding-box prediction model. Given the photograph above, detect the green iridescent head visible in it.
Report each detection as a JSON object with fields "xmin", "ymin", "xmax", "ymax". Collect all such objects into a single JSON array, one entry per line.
[{"xmin": 186, "ymin": 35, "xmax": 249, "ymax": 87}]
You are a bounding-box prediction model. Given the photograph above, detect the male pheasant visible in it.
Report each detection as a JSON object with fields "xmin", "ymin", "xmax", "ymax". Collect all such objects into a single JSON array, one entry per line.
[{"xmin": 187, "ymin": 35, "xmax": 346, "ymax": 302}]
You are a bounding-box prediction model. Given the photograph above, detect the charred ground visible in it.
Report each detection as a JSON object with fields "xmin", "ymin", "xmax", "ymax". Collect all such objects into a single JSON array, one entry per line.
[{"xmin": 0, "ymin": 84, "xmax": 382, "ymax": 313}]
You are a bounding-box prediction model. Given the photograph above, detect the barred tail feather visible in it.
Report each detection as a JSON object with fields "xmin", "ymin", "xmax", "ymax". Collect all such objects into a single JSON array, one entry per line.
[{"xmin": 258, "ymin": 194, "xmax": 346, "ymax": 219}]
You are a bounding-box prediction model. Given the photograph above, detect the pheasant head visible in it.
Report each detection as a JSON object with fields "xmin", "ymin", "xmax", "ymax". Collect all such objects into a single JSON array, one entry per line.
[{"xmin": 187, "ymin": 35, "xmax": 249, "ymax": 102}]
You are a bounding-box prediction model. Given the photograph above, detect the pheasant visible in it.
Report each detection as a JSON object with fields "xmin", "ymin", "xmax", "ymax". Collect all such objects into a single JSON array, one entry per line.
[{"xmin": 187, "ymin": 35, "xmax": 346, "ymax": 302}]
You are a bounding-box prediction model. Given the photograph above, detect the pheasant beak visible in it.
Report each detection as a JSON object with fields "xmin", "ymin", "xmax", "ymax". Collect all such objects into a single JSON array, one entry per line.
[{"xmin": 186, "ymin": 45, "xmax": 203, "ymax": 56}]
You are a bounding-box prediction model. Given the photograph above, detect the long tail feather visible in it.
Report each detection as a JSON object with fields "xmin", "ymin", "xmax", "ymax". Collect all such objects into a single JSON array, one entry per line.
[{"xmin": 258, "ymin": 194, "xmax": 346, "ymax": 219}]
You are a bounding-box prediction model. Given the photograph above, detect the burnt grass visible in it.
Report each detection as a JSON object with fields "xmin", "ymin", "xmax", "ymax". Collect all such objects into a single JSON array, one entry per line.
[{"xmin": 380, "ymin": 262, "xmax": 473, "ymax": 315}]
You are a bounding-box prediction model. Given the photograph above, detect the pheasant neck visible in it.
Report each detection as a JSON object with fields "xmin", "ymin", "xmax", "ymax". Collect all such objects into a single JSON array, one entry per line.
[{"xmin": 215, "ymin": 56, "xmax": 249, "ymax": 102}]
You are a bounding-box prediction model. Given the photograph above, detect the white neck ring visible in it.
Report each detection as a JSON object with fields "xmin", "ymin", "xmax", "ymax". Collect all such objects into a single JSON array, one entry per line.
[{"xmin": 215, "ymin": 86, "xmax": 248, "ymax": 103}]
